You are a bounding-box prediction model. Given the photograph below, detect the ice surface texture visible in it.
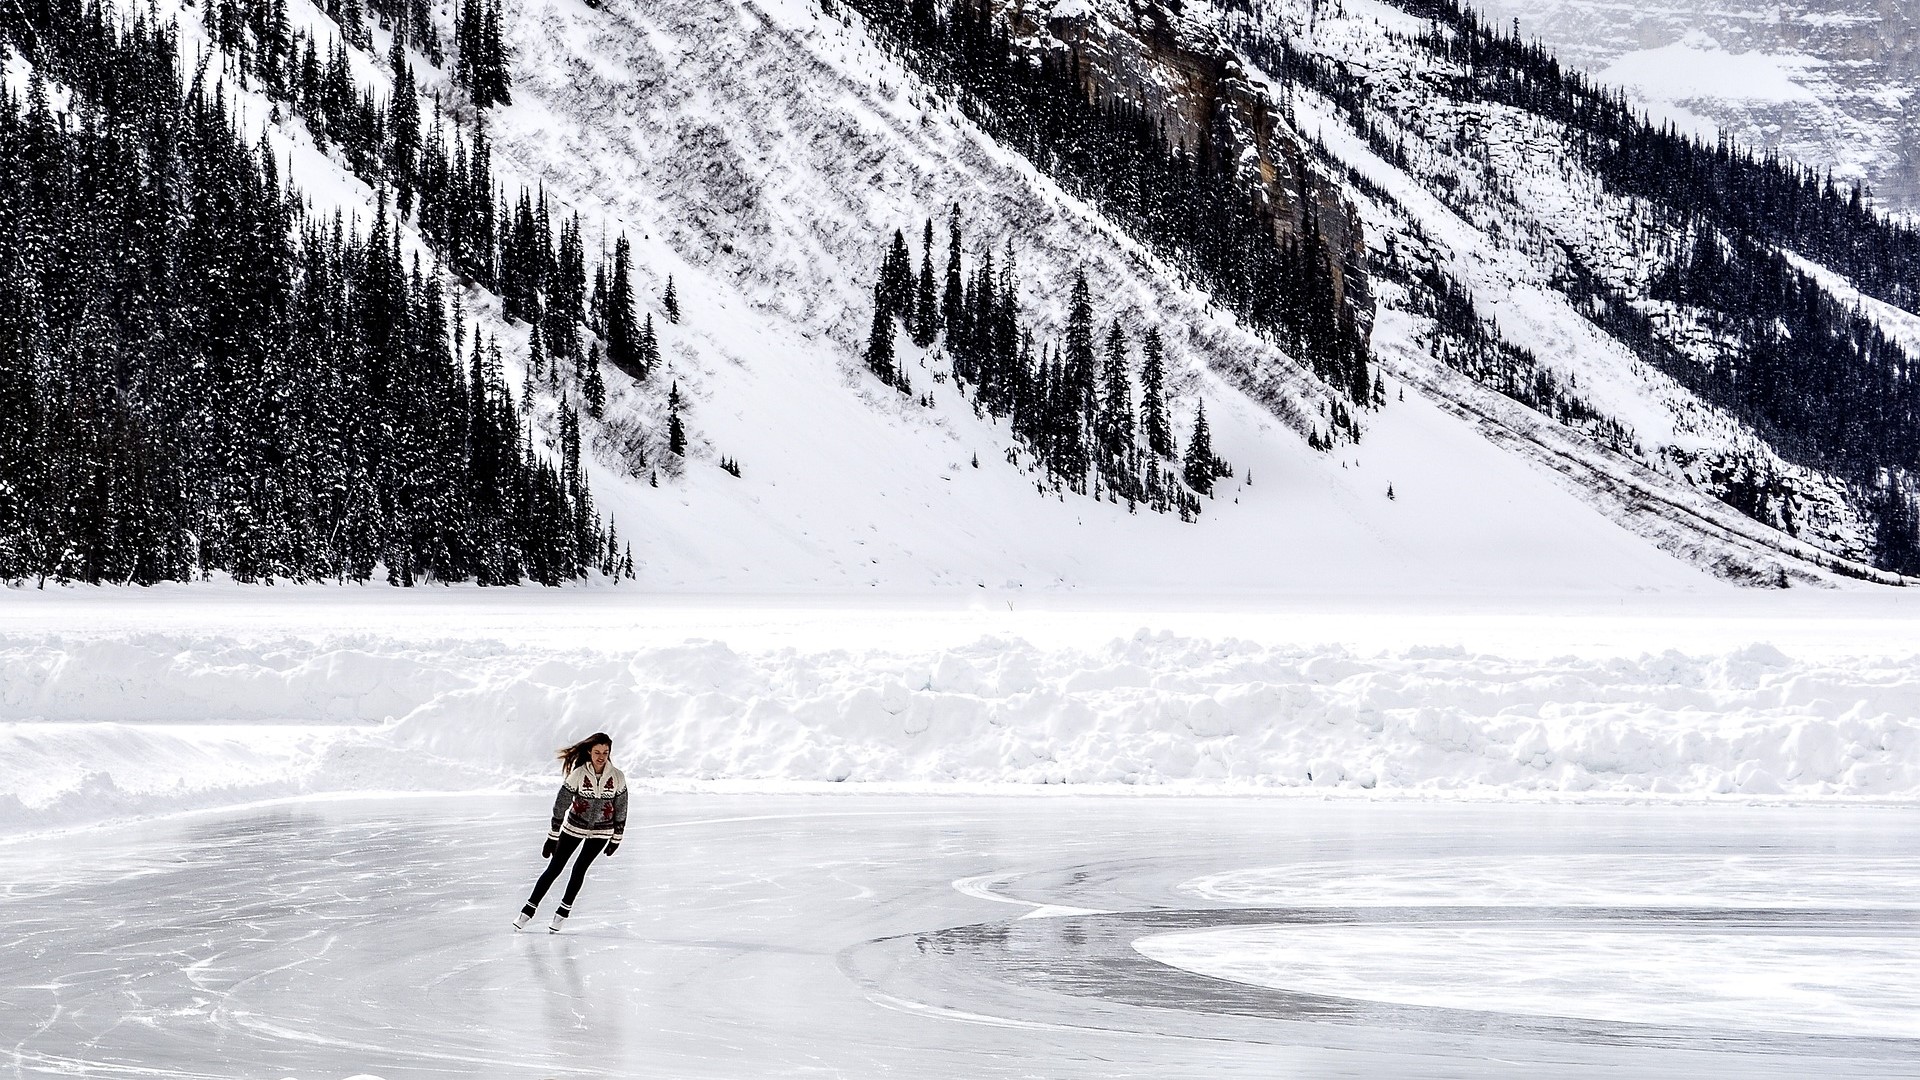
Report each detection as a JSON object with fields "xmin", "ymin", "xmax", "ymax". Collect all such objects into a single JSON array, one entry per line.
[{"xmin": 3, "ymin": 795, "xmax": 1914, "ymax": 1078}]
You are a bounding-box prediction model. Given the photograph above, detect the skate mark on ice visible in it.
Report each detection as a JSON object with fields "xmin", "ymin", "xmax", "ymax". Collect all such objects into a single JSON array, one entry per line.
[{"xmin": 844, "ymin": 905, "xmax": 1920, "ymax": 1062}]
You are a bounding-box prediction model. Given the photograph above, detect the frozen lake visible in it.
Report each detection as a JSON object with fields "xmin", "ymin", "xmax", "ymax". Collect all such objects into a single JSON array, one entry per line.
[{"xmin": 3, "ymin": 794, "xmax": 1915, "ymax": 1078}]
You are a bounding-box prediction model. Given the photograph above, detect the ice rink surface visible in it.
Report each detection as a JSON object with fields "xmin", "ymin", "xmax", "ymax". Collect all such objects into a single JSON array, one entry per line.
[{"xmin": 3, "ymin": 794, "xmax": 1915, "ymax": 1079}]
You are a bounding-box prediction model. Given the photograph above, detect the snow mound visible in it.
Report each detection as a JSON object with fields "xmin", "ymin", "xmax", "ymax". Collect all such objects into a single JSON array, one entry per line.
[{"xmin": 4, "ymin": 629, "xmax": 1916, "ymax": 833}]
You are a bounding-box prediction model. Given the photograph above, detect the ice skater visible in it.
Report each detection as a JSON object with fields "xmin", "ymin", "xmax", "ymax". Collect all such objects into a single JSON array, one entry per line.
[{"xmin": 515, "ymin": 732, "xmax": 628, "ymax": 933}]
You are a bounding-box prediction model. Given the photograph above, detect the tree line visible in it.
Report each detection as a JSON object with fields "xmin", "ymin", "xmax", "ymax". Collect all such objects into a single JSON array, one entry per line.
[
  {"xmin": 865, "ymin": 212, "xmax": 1229, "ymax": 519},
  {"xmin": 184, "ymin": 0, "xmax": 689, "ymax": 447},
  {"xmin": 0, "ymin": 1, "xmax": 631, "ymax": 584},
  {"xmin": 1394, "ymin": 0, "xmax": 1920, "ymax": 571},
  {"xmin": 1391, "ymin": 0, "xmax": 1920, "ymax": 316},
  {"xmin": 1245, "ymin": 0, "xmax": 1920, "ymax": 572},
  {"xmin": 845, "ymin": 0, "xmax": 1372, "ymax": 445}
]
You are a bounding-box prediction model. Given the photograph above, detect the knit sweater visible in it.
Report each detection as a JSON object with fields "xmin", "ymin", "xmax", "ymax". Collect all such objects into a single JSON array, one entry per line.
[{"xmin": 549, "ymin": 763, "xmax": 629, "ymax": 840}]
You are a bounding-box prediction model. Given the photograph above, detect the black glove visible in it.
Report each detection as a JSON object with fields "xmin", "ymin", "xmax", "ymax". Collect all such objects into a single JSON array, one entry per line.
[
  {"xmin": 542, "ymin": 837, "xmax": 556, "ymax": 859},
  {"xmin": 604, "ymin": 840, "xmax": 621, "ymax": 857}
]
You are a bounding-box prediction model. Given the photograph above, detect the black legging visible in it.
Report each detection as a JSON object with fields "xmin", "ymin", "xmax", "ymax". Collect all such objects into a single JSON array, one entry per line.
[{"xmin": 523, "ymin": 834, "xmax": 607, "ymax": 916}]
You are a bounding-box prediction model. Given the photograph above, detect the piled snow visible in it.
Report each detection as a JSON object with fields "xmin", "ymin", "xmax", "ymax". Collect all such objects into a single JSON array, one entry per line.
[{"xmin": 5, "ymin": 621, "xmax": 1918, "ymax": 834}]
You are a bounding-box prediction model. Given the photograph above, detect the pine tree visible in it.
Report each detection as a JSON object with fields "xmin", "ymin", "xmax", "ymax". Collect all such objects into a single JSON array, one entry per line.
[
  {"xmin": 667, "ymin": 381, "xmax": 687, "ymax": 455},
  {"xmin": 453, "ymin": 0, "xmax": 511, "ymax": 107},
  {"xmin": 662, "ymin": 274, "xmax": 680, "ymax": 323},
  {"xmin": 582, "ymin": 343, "xmax": 606, "ymax": 417},
  {"xmin": 880, "ymin": 228, "xmax": 913, "ymax": 323},
  {"xmin": 864, "ymin": 284, "xmax": 896, "ymax": 383},
  {"xmin": 1141, "ymin": 326, "xmax": 1174, "ymax": 459},
  {"xmin": 522, "ymin": 323, "xmax": 543, "ymax": 408},
  {"xmin": 639, "ymin": 313, "xmax": 661, "ymax": 373},
  {"xmin": 912, "ymin": 218, "xmax": 939, "ymax": 347},
  {"xmin": 1096, "ymin": 319, "xmax": 1134, "ymax": 464},
  {"xmin": 388, "ymin": 52, "xmax": 420, "ymax": 214},
  {"xmin": 603, "ymin": 236, "xmax": 642, "ymax": 379},
  {"xmin": 1183, "ymin": 401, "xmax": 1216, "ymax": 495},
  {"xmin": 941, "ymin": 204, "xmax": 964, "ymax": 342},
  {"xmin": 1064, "ymin": 269, "xmax": 1097, "ymax": 422}
]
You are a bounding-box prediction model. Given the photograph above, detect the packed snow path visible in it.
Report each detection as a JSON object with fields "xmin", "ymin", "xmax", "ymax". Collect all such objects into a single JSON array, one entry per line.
[{"xmin": 3, "ymin": 795, "xmax": 1916, "ymax": 1078}]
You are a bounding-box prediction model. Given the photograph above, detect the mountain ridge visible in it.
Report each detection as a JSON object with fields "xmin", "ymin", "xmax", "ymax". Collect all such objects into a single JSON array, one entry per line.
[{"xmin": 2, "ymin": 0, "xmax": 1915, "ymax": 591}]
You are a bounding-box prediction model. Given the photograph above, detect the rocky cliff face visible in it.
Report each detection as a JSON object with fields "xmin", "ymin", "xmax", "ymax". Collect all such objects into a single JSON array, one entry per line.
[
  {"xmin": 1003, "ymin": 0, "xmax": 1371, "ymax": 332},
  {"xmin": 1475, "ymin": 0, "xmax": 1920, "ymax": 217}
]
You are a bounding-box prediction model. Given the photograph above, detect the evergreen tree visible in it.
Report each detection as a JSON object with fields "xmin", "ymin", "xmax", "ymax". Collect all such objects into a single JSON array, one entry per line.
[
  {"xmin": 546, "ymin": 212, "xmax": 586, "ymax": 362},
  {"xmin": 879, "ymin": 228, "xmax": 913, "ymax": 323},
  {"xmin": 1096, "ymin": 320, "xmax": 1134, "ymax": 465},
  {"xmin": 1140, "ymin": 326, "xmax": 1174, "ymax": 459},
  {"xmin": 639, "ymin": 313, "xmax": 661, "ymax": 373},
  {"xmin": 603, "ymin": 236, "xmax": 643, "ymax": 379},
  {"xmin": 941, "ymin": 204, "xmax": 964, "ymax": 342},
  {"xmin": 388, "ymin": 52, "xmax": 420, "ymax": 214},
  {"xmin": 582, "ymin": 343, "xmax": 607, "ymax": 417},
  {"xmin": 1183, "ymin": 401, "xmax": 1216, "ymax": 495},
  {"xmin": 1064, "ymin": 270, "xmax": 1097, "ymax": 423},
  {"xmin": 864, "ymin": 284, "xmax": 896, "ymax": 383},
  {"xmin": 911, "ymin": 218, "xmax": 939, "ymax": 347},
  {"xmin": 667, "ymin": 382, "xmax": 687, "ymax": 455},
  {"xmin": 453, "ymin": 0, "xmax": 511, "ymax": 108},
  {"xmin": 662, "ymin": 274, "xmax": 680, "ymax": 323}
]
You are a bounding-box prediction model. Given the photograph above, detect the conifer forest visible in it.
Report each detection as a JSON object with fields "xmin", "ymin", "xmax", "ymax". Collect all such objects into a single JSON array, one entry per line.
[
  {"xmin": 6, "ymin": 0, "xmax": 1920, "ymax": 584},
  {"xmin": 0, "ymin": 0, "xmax": 632, "ymax": 584}
]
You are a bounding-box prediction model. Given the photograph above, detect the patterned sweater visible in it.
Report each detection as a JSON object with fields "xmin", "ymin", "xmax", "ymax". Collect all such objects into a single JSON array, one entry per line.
[{"xmin": 549, "ymin": 764, "xmax": 629, "ymax": 841}]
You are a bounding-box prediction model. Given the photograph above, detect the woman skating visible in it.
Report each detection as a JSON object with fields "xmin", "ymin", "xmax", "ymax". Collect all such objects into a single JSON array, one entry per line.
[{"xmin": 515, "ymin": 732, "xmax": 628, "ymax": 933}]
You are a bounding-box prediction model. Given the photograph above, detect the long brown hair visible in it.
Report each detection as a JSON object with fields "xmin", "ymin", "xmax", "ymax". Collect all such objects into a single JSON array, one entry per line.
[{"xmin": 556, "ymin": 732, "xmax": 613, "ymax": 773}]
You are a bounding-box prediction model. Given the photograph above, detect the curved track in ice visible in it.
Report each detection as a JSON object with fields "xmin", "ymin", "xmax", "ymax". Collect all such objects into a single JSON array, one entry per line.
[
  {"xmin": 1135, "ymin": 922, "xmax": 1920, "ymax": 1039},
  {"xmin": 3, "ymin": 795, "xmax": 1916, "ymax": 1078}
]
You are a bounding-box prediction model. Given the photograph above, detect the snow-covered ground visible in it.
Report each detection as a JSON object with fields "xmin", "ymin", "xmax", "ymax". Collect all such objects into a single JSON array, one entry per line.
[
  {"xmin": 10, "ymin": 4, "xmax": 1920, "ymax": 1068},
  {"xmin": 3, "ymin": 794, "xmax": 1913, "ymax": 1078},
  {"xmin": 36, "ymin": 0, "xmax": 1869, "ymax": 592},
  {"xmin": 5, "ymin": 591, "xmax": 1920, "ymax": 836},
  {"xmin": 1269, "ymin": 0, "xmax": 1907, "ymax": 571}
]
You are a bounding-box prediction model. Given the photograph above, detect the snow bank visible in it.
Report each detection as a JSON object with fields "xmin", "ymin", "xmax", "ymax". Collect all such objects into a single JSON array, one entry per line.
[{"xmin": 3, "ymin": 630, "xmax": 1917, "ymax": 832}]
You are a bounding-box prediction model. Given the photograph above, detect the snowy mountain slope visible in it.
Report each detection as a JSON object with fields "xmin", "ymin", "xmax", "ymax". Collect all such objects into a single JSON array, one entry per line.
[
  {"xmin": 434, "ymin": 0, "xmax": 1770, "ymax": 591},
  {"xmin": 1472, "ymin": 0, "xmax": 1920, "ymax": 218},
  {"xmin": 8, "ymin": 0, "xmax": 1906, "ymax": 592},
  {"xmin": 1222, "ymin": 0, "xmax": 1915, "ymax": 584}
]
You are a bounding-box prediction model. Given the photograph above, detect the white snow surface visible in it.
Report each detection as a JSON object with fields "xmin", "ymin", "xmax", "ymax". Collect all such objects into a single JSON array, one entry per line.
[
  {"xmin": 10, "ymin": 1, "xmax": 1920, "ymax": 842},
  {"xmin": 5, "ymin": 592, "xmax": 1920, "ymax": 834},
  {"xmin": 1270, "ymin": 0, "xmax": 1900, "ymax": 567},
  {"xmin": 17, "ymin": 0, "xmax": 1900, "ymax": 589},
  {"xmin": 1596, "ymin": 32, "xmax": 1824, "ymax": 108}
]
